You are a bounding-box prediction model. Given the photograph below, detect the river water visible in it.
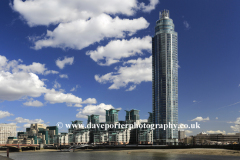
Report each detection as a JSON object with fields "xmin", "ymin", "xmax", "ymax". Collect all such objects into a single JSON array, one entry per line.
[{"xmin": 0, "ymin": 151, "xmax": 239, "ymax": 160}]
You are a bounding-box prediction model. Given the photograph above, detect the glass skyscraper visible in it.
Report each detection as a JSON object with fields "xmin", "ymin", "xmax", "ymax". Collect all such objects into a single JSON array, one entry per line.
[{"xmin": 152, "ymin": 10, "xmax": 178, "ymax": 145}]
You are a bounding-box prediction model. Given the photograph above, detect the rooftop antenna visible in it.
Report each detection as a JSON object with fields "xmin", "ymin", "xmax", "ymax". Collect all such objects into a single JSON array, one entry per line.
[{"xmin": 160, "ymin": 9, "xmax": 169, "ymax": 19}]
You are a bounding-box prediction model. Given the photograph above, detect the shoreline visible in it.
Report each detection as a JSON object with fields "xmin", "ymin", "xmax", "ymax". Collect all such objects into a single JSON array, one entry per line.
[
  {"xmin": 1, "ymin": 148, "xmax": 240, "ymax": 157},
  {"xmin": 80, "ymin": 148, "xmax": 240, "ymax": 156}
]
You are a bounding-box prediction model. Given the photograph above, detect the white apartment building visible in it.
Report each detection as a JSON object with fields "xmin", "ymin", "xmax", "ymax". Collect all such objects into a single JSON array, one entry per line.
[
  {"xmin": 75, "ymin": 130, "xmax": 90, "ymax": 144},
  {"xmin": 0, "ymin": 123, "xmax": 17, "ymax": 144}
]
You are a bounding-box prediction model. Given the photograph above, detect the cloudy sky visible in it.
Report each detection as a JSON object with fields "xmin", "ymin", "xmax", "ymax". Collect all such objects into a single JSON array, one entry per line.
[{"xmin": 0, "ymin": 0, "xmax": 240, "ymax": 135}]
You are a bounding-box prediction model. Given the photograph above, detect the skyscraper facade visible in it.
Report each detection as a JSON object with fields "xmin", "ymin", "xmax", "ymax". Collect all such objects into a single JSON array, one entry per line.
[
  {"xmin": 152, "ymin": 10, "xmax": 178, "ymax": 144},
  {"xmin": 106, "ymin": 109, "xmax": 120, "ymax": 124},
  {"xmin": 125, "ymin": 109, "xmax": 140, "ymax": 124},
  {"xmin": 87, "ymin": 114, "xmax": 99, "ymax": 124}
]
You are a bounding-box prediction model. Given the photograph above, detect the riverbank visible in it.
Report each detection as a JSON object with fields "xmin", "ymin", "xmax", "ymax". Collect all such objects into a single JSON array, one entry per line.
[
  {"xmin": 0, "ymin": 149, "xmax": 57, "ymax": 153},
  {"xmin": 0, "ymin": 155, "xmax": 13, "ymax": 160},
  {"xmin": 1, "ymin": 148, "xmax": 240, "ymax": 157},
  {"xmin": 75, "ymin": 148, "xmax": 240, "ymax": 157}
]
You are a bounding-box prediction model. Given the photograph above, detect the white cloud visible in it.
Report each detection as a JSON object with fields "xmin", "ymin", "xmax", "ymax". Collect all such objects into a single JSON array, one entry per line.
[
  {"xmin": 139, "ymin": 0, "xmax": 159, "ymax": 13},
  {"xmin": 0, "ymin": 53, "xmax": 60, "ymax": 76},
  {"xmin": 56, "ymin": 56, "xmax": 74, "ymax": 69},
  {"xmin": 185, "ymin": 130, "xmax": 193, "ymax": 135},
  {"xmin": 190, "ymin": 117, "xmax": 210, "ymax": 122},
  {"xmin": 228, "ymin": 117, "xmax": 240, "ymax": 132},
  {"xmin": 74, "ymin": 104, "xmax": 82, "ymax": 107},
  {"xmin": 82, "ymin": 98, "xmax": 97, "ymax": 104},
  {"xmin": 227, "ymin": 117, "xmax": 240, "ymax": 124},
  {"xmin": 193, "ymin": 100, "xmax": 201, "ymax": 103},
  {"xmin": 206, "ymin": 130, "xmax": 226, "ymax": 134},
  {"xmin": 126, "ymin": 85, "xmax": 137, "ymax": 91},
  {"xmin": 183, "ymin": 21, "xmax": 190, "ymax": 30},
  {"xmin": 87, "ymin": 36, "xmax": 152, "ymax": 66},
  {"xmin": 11, "ymin": 117, "xmax": 44, "ymax": 124},
  {"xmin": 0, "ymin": 71, "xmax": 47, "ymax": 101},
  {"xmin": 0, "ymin": 55, "xmax": 8, "ymax": 68},
  {"xmin": 230, "ymin": 125, "xmax": 239, "ymax": 132},
  {"xmin": 44, "ymin": 89, "xmax": 82, "ymax": 104},
  {"xmin": 33, "ymin": 14, "xmax": 149, "ymax": 50},
  {"xmin": 18, "ymin": 62, "xmax": 47, "ymax": 74},
  {"xmin": 23, "ymin": 100, "xmax": 44, "ymax": 107},
  {"xmin": 140, "ymin": 119, "xmax": 148, "ymax": 123},
  {"xmin": 95, "ymin": 56, "xmax": 152, "ymax": 90},
  {"xmin": 23, "ymin": 124, "xmax": 31, "ymax": 128},
  {"xmin": 0, "ymin": 55, "xmax": 57, "ymax": 76},
  {"xmin": 0, "ymin": 55, "xmax": 97, "ymax": 106},
  {"xmin": 227, "ymin": 133, "xmax": 236, "ymax": 135},
  {"xmin": 44, "ymin": 89, "xmax": 96, "ymax": 106},
  {"xmin": 12, "ymin": 0, "xmax": 156, "ymax": 26},
  {"xmin": 0, "ymin": 56, "xmax": 50, "ymax": 101},
  {"xmin": 70, "ymin": 85, "xmax": 79, "ymax": 92},
  {"xmin": 219, "ymin": 101, "xmax": 240, "ymax": 109},
  {"xmin": 44, "ymin": 70, "xmax": 59, "ymax": 75},
  {"xmin": 53, "ymin": 81, "xmax": 61, "ymax": 89},
  {"xmin": 76, "ymin": 103, "xmax": 114, "ymax": 121},
  {"xmin": 11, "ymin": 0, "xmax": 155, "ymax": 58},
  {"xmin": 0, "ymin": 111, "xmax": 14, "ymax": 119},
  {"xmin": 59, "ymin": 74, "xmax": 68, "ymax": 78}
]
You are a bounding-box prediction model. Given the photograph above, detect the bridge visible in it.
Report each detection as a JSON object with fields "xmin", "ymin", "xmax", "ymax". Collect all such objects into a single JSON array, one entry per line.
[{"xmin": 0, "ymin": 144, "xmax": 39, "ymax": 152}]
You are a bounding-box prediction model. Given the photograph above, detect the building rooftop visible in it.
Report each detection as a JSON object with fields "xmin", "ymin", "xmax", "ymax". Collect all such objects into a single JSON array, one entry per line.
[{"xmin": 160, "ymin": 9, "xmax": 170, "ymax": 19}]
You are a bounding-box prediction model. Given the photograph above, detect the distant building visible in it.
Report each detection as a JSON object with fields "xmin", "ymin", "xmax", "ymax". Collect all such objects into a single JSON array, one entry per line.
[
  {"xmin": 138, "ymin": 123, "xmax": 153, "ymax": 144},
  {"xmin": 178, "ymin": 130, "xmax": 186, "ymax": 141},
  {"xmin": 106, "ymin": 109, "xmax": 120, "ymax": 124},
  {"xmin": 193, "ymin": 132, "xmax": 240, "ymax": 145},
  {"xmin": 68, "ymin": 133, "xmax": 74, "ymax": 145},
  {"xmin": 75, "ymin": 129, "xmax": 90, "ymax": 144},
  {"xmin": 129, "ymin": 129, "xmax": 138, "ymax": 144},
  {"xmin": 54, "ymin": 133, "xmax": 69, "ymax": 145},
  {"xmin": 94, "ymin": 130, "xmax": 108, "ymax": 144},
  {"xmin": 184, "ymin": 136, "xmax": 193, "ymax": 145},
  {"xmin": 67, "ymin": 120, "xmax": 90, "ymax": 144},
  {"xmin": 0, "ymin": 123, "xmax": 17, "ymax": 144},
  {"xmin": 125, "ymin": 109, "xmax": 140, "ymax": 125},
  {"xmin": 68, "ymin": 120, "xmax": 83, "ymax": 133},
  {"xmin": 64, "ymin": 107, "xmax": 154, "ymax": 145},
  {"xmin": 8, "ymin": 123, "xmax": 58, "ymax": 145},
  {"xmin": 148, "ymin": 112, "xmax": 153, "ymax": 123},
  {"xmin": 88, "ymin": 115, "xmax": 99, "ymax": 124},
  {"xmin": 108, "ymin": 129, "xmax": 130, "ymax": 145}
]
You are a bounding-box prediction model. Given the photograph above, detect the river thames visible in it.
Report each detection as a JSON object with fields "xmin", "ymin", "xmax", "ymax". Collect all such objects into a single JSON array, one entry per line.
[{"xmin": 1, "ymin": 151, "xmax": 240, "ymax": 160}]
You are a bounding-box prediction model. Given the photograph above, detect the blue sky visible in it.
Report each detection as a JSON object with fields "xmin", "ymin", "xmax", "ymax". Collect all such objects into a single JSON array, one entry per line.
[{"xmin": 0, "ymin": 0, "xmax": 240, "ymax": 136}]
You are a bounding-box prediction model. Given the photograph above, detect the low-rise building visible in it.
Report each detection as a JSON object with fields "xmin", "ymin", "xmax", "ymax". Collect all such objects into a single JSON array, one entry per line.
[
  {"xmin": 138, "ymin": 123, "xmax": 153, "ymax": 144},
  {"xmin": 75, "ymin": 129, "xmax": 90, "ymax": 144},
  {"xmin": 108, "ymin": 128, "xmax": 130, "ymax": 145},
  {"xmin": 193, "ymin": 132, "xmax": 240, "ymax": 145},
  {"xmin": 93, "ymin": 130, "xmax": 108, "ymax": 144}
]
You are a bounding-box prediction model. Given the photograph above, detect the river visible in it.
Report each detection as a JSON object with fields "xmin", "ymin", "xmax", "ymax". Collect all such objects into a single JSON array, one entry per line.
[{"xmin": 0, "ymin": 151, "xmax": 240, "ymax": 160}]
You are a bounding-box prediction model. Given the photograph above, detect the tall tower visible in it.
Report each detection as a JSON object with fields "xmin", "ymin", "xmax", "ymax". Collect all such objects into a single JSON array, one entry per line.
[
  {"xmin": 105, "ymin": 109, "xmax": 120, "ymax": 124},
  {"xmin": 125, "ymin": 109, "xmax": 140, "ymax": 124},
  {"xmin": 152, "ymin": 10, "xmax": 178, "ymax": 145},
  {"xmin": 87, "ymin": 114, "xmax": 99, "ymax": 124}
]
